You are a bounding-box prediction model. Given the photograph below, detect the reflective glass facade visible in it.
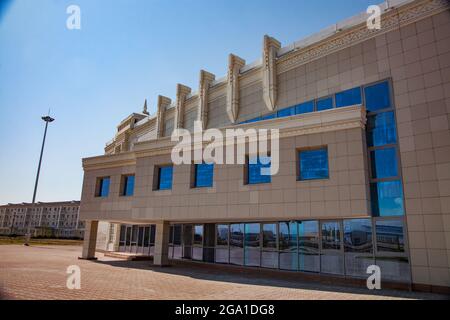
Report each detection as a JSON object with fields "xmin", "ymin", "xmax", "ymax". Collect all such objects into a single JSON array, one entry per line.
[{"xmin": 364, "ymin": 81, "xmax": 404, "ymax": 217}]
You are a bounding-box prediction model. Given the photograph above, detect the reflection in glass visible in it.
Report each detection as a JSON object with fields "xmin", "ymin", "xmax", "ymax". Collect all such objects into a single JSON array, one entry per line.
[
  {"xmin": 299, "ymin": 221, "xmax": 319, "ymax": 272},
  {"xmin": 321, "ymin": 221, "xmax": 341, "ymax": 250},
  {"xmin": 371, "ymin": 180, "xmax": 404, "ymax": 216},
  {"xmin": 370, "ymin": 148, "xmax": 398, "ymax": 179},
  {"xmin": 375, "ymin": 219, "xmax": 410, "ymax": 282},
  {"xmin": 298, "ymin": 148, "xmax": 329, "ymax": 180},
  {"xmin": 344, "ymin": 219, "xmax": 374, "ymax": 277},
  {"xmin": 295, "ymin": 100, "xmax": 315, "ymax": 114},
  {"xmin": 277, "ymin": 106, "xmax": 295, "ymax": 117},
  {"xmin": 262, "ymin": 223, "xmax": 278, "ymax": 269},
  {"xmin": 230, "ymin": 223, "xmax": 244, "ymax": 265},
  {"xmin": 375, "ymin": 219, "xmax": 405, "ymax": 253},
  {"xmin": 215, "ymin": 224, "xmax": 229, "ymax": 263},
  {"xmin": 195, "ymin": 163, "xmax": 214, "ymax": 188},
  {"xmin": 366, "ymin": 112, "xmax": 397, "ymax": 147},
  {"xmin": 248, "ymin": 156, "xmax": 271, "ymax": 184},
  {"xmin": 192, "ymin": 224, "xmax": 203, "ymax": 260},
  {"xmin": 244, "ymin": 223, "xmax": 261, "ymax": 267},
  {"xmin": 335, "ymin": 87, "xmax": 362, "ymax": 108},
  {"xmin": 279, "ymin": 221, "xmax": 298, "ymax": 271},
  {"xmin": 364, "ymin": 81, "xmax": 391, "ymax": 112},
  {"xmin": 158, "ymin": 166, "xmax": 173, "ymax": 190},
  {"xmin": 316, "ymin": 97, "xmax": 333, "ymax": 111}
]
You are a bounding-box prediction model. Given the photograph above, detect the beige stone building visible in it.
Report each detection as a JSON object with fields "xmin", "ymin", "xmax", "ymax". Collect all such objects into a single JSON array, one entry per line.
[
  {"xmin": 80, "ymin": 0, "xmax": 450, "ymax": 293},
  {"xmin": 0, "ymin": 201, "xmax": 84, "ymax": 238}
]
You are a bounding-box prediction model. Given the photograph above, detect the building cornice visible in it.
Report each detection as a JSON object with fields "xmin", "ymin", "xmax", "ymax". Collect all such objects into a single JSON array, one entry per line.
[{"xmin": 277, "ymin": 0, "xmax": 450, "ymax": 74}]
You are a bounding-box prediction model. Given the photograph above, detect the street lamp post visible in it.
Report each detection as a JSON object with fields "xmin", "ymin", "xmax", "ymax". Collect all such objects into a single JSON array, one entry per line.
[{"xmin": 24, "ymin": 115, "xmax": 55, "ymax": 246}]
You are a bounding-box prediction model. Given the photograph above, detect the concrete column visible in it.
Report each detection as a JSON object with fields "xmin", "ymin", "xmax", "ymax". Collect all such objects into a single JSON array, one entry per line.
[
  {"xmin": 80, "ymin": 220, "xmax": 99, "ymax": 260},
  {"xmin": 153, "ymin": 221, "xmax": 170, "ymax": 266}
]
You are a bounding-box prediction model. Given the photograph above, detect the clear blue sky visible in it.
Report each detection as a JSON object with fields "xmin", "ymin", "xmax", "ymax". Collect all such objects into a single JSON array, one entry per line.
[{"xmin": 0, "ymin": 0, "xmax": 376, "ymax": 204}]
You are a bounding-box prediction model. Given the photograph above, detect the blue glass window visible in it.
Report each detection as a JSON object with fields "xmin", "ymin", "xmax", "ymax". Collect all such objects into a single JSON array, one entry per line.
[
  {"xmin": 277, "ymin": 106, "xmax": 295, "ymax": 118},
  {"xmin": 335, "ymin": 87, "xmax": 362, "ymax": 108},
  {"xmin": 370, "ymin": 148, "xmax": 398, "ymax": 179},
  {"xmin": 247, "ymin": 155, "xmax": 271, "ymax": 184},
  {"xmin": 367, "ymin": 112, "xmax": 397, "ymax": 147},
  {"xmin": 97, "ymin": 177, "xmax": 110, "ymax": 197},
  {"xmin": 370, "ymin": 180, "xmax": 404, "ymax": 216},
  {"xmin": 295, "ymin": 100, "xmax": 315, "ymax": 114},
  {"xmin": 194, "ymin": 163, "xmax": 214, "ymax": 188},
  {"xmin": 260, "ymin": 113, "xmax": 276, "ymax": 121},
  {"xmin": 298, "ymin": 148, "xmax": 329, "ymax": 180},
  {"xmin": 157, "ymin": 166, "xmax": 173, "ymax": 190},
  {"xmin": 316, "ymin": 97, "xmax": 333, "ymax": 111},
  {"xmin": 364, "ymin": 81, "xmax": 391, "ymax": 112},
  {"xmin": 122, "ymin": 175, "xmax": 135, "ymax": 196},
  {"xmin": 246, "ymin": 117, "xmax": 260, "ymax": 123}
]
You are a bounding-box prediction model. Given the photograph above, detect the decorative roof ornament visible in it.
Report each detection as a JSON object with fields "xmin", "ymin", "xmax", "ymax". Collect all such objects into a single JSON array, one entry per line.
[
  {"xmin": 142, "ymin": 99, "xmax": 149, "ymax": 115},
  {"xmin": 262, "ymin": 35, "xmax": 281, "ymax": 112},
  {"xmin": 226, "ymin": 54, "xmax": 245, "ymax": 123}
]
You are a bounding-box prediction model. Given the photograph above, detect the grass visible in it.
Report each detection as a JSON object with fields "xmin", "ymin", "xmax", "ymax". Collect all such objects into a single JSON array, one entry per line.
[{"xmin": 0, "ymin": 236, "xmax": 83, "ymax": 246}]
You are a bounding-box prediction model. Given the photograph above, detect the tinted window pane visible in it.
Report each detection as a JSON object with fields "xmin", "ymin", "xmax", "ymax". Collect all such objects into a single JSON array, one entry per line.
[
  {"xmin": 335, "ymin": 87, "xmax": 362, "ymax": 108},
  {"xmin": 299, "ymin": 148, "xmax": 329, "ymax": 180},
  {"xmin": 370, "ymin": 148, "xmax": 398, "ymax": 179},
  {"xmin": 279, "ymin": 221, "xmax": 297, "ymax": 251},
  {"xmin": 344, "ymin": 219, "xmax": 373, "ymax": 253},
  {"xmin": 298, "ymin": 221, "xmax": 319, "ymax": 272},
  {"xmin": 277, "ymin": 106, "xmax": 295, "ymax": 118},
  {"xmin": 248, "ymin": 156, "xmax": 271, "ymax": 184},
  {"xmin": 371, "ymin": 180, "xmax": 405, "ymax": 216},
  {"xmin": 229, "ymin": 223, "xmax": 244, "ymax": 265},
  {"xmin": 158, "ymin": 166, "xmax": 173, "ymax": 190},
  {"xmin": 364, "ymin": 81, "xmax": 391, "ymax": 112},
  {"xmin": 244, "ymin": 223, "xmax": 260, "ymax": 267},
  {"xmin": 100, "ymin": 177, "xmax": 110, "ymax": 197},
  {"xmin": 376, "ymin": 219, "xmax": 405, "ymax": 253},
  {"xmin": 316, "ymin": 97, "xmax": 333, "ymax": 111},
  {"xmin": 216, "ymin": 224, "xmax": 229, "ymax": 246},
  {"xmin": 262, "ymin": 223, "xmax": 277, "ymax": 250},
  {"xmin": 321, "ymin": 221, "xmax": 341, "ymax": 250},
  {"xmin": 295, "ymin": 100, "xmax": 315, "ymax": 114},
  {"xmin": 123, "ymin": 175, "xmax": 135, "ymax": 196},
  {"xmin": 230, "ymin": 223, "xmax": 244, "ymax": 248},
  {"xmin": 260, "ymin": 113, "xmax": 276, "ymax": 121},
  {"xmin": 193, "ymin": 225, "xmax": 203, "ymax": 245},
  {"xmin": 195, "ymin": 163, "xmax": 214, "ymax": 188},
  {"xmin": 367, "ymin": 112, "xmax": 397, "ymax": 147},
  {"xmin": 279, "ymin": 221, "xmax": 298, "ymax": 270}
]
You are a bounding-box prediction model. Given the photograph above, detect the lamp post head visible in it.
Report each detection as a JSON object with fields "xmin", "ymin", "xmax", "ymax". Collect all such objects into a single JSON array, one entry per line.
[{"xmin": 41, "ymin": 116, "xmax": 55, "ymax": 122}]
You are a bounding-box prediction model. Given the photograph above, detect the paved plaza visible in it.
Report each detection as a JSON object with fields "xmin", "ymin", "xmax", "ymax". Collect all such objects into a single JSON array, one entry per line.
[{"xmin": 0, "ymin": 245, "xmax": 447, "ymax": 300}]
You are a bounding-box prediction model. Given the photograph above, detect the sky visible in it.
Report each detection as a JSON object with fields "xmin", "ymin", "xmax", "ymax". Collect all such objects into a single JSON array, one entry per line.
[{"xmin": 0, "ymin": 0, "xmax": 377, "ymax": 204}]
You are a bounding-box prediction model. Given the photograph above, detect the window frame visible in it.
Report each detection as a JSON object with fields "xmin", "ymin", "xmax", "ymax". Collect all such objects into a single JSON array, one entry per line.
[{"xmin": 192, "ymin": 162, "xmax": 214, "ymax": 189}]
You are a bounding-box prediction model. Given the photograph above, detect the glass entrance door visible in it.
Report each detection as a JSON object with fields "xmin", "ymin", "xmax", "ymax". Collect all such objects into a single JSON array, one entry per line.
[{"xmin": 183, "ymin": 224, "xmax": 193, "ymax": 259}]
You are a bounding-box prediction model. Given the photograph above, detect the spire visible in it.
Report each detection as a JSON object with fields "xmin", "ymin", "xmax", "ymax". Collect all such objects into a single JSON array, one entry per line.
[{"xmin": 142, "ymin": 99, "xmax": 149, "ymax": 115}]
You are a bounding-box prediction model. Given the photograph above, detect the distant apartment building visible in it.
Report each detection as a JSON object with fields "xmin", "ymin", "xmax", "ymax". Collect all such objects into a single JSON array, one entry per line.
[
  {"xmin": 80, "ymin": 0, "xmax": 450, "ymax": 293},
  {"xmin": 0, "ymin": 201, "xmax": 84, "ymax": 238}
]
